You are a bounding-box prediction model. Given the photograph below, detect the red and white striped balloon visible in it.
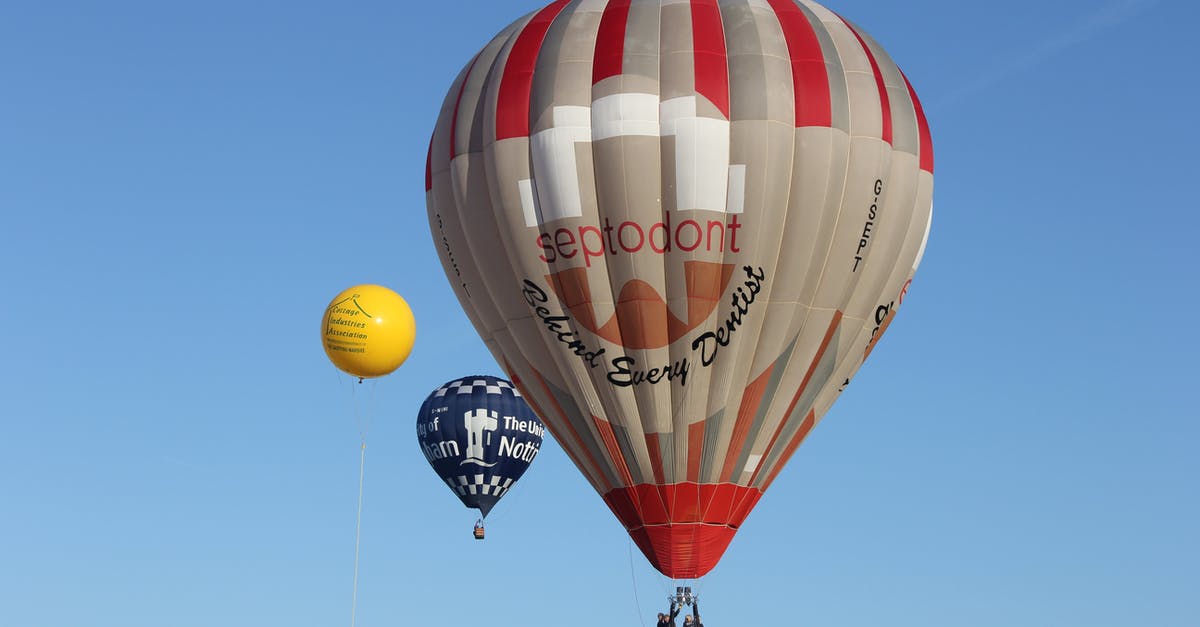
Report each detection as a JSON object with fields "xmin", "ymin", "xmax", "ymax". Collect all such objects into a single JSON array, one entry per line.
[{"xmin": 426, "ymin": 0, "xmax": 933, "ymax": 579}]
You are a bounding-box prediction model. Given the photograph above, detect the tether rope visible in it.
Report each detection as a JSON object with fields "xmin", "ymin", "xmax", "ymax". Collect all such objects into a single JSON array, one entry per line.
[
  {"xmin": 349, "ymin": 439, "xmax": 366, "ymax": 627},
  {"xmin": 346, "ymin": 378, "xmax": 374, "ymax": 627}
]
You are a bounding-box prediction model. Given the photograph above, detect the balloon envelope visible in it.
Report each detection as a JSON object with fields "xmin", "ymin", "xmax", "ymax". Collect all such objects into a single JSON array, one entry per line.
[
  {"xmin": 416, "ymin": 375, "xmax": 544, "ymax": 517},
  {"xmin": 321, "ymin": 284, "xmax": 416, "ymax": 379},
  {"xmin": 425, "ymin": 0, "xmax": 933, "ymax": 578}
]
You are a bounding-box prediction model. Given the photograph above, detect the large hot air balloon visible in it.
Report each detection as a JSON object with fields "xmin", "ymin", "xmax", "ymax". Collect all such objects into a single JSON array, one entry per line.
[
  {"xmin": 425, "ymin": 0, "xmax": 932, "ymax": 578},
  {"xmin": 416, "ymin": 375, "xmax": 545, "ymax": 531}
]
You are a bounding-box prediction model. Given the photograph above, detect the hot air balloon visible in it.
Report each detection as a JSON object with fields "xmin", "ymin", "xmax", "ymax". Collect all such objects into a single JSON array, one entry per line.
[
  {"xmin": 425, "ymin": 0, "xmax": 932, "ymax": 578},
  {"xmin": 321, "ymin": 284, "xmax": 416, "ymax": 380},
  {"xmin": 416, "ymin": 375, "xmax": 545, "ymax": 538}
]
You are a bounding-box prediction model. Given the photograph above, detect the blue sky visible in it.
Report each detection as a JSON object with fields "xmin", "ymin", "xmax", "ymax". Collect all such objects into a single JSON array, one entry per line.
[{"xmin": 1, "ymin": 1, "xmax": 1197, "ymax": 625}]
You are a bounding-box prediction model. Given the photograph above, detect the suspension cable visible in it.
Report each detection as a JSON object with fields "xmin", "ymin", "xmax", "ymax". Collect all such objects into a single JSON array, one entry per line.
[
  {"xmin": 349, "ymin": 439, "xmax": 366, "ymax": 627},
  {"xmin": 346, "ymin": 378, "xmax": 373, "ymax": 627},
  {"xmin": 629, "ymin": 539, "xmax": 647, "ymax": 627}
]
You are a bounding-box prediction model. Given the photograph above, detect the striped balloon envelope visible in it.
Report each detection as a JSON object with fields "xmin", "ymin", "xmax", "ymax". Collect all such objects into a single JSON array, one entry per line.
[
  {"xmin": 425, "ymin": 0, "xmax": 933, "ymax": 579},
  {"xmin": 416, "ymin": 376, "xmax": 545, "ymax": 518}
]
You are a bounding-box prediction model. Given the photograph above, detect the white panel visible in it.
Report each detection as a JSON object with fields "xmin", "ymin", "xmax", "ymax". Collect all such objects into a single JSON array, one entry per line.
[
  {"xmin": 660, "ymin": 96, "xmax": 734, "ymax": 213},
  {"xmin": 518, "ymin": 178, "xmax": 539, "ymax": 227},
  {"xmin": 727, "ymin": 164, "xmax": 747, "ymax": 214},
  {"xmin": 800, "ymin": 0, "xmax": 842, "ymax": 27},
  {"xmin": 553, "ymin": 104, "xmax": 591, "ymax": 129},
  {"xmin": 743, "ymin": 453, "xmax": 763, "ymax": 474},
  {"xmin": 660, "ymin": 96, "xmax": 697, "ymax": 137},
  {"xmin": 674, "ymin": 117, "xmax": 731, "ymax": 213},
  {"xmin": 530, "ymin": 128, "xmax": 584, "ymax": 222},
  {"xmin": 592, "ymin": 93, "xmax": 660, "ymax": 139},
  {"xmin": 449, "ymin": 154, "xmax": 469, "ymax": 208},
  {"xmin": 913, "ymin": 202, "xmax": 932, "ymax": 270},
  {"xmin": 530, "ymin": 105, "xmax": 593, "ymax": 226},
  {"xmin": 818, "ymin": 5, "xmax": 874, "ymax": 77},
  {"xmin": 574, "ymin": 0, "xmax": 609, "ymax": 10}
]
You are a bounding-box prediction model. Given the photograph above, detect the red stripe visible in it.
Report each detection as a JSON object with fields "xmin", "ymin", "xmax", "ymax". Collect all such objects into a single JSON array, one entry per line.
[
  {"xmin": 701, "ymin": 483, "xmax": 737, "ymax": 526},
  {"xmin": 690, "ymin": 0, "xmax": 729, "ymax": 119},
  {"xmin": 448, "ymin": 55, "xmax": 481, "ymax": 160},
  {"xmin": 686, "ymin": 421, "xmax": 705, "ymax": 482},
  {"xmin": 424, "ymin": 135, "xmax": 433, "ymax": 191},
  {"xmin": 645, "ymin": 432, "xmax": 666, "ymax": 484},
  {"xmin": 864, "ymin": 308, "xmax": 896, "ymax": 360},
  {"xmin": 666, "ymin": 483, "xmax": 701, "ymax": 523},
  {"xmin": 635, "ymin": 483, "xmax": 671, "ymax": 525},
  {"xmin": 592, "ymin": 0, "xmax": 631, "ymax": 84},
  {"xmin": 496, "ymin": 0, "xmax": 571, "ymax": 141},
  {"xmin": 500, "ymin": 358, "xmax": 516, "ymax": 384},
  {"xmin": 526, "ymin": 367, "xmax": 612, "ymax": 492},
  {"xmin": 604, "ymin": 489, "xmax": 641, "ymax": 534},
  {"xmin": 748, "ymin": 413, "xmax": 791, "ymax": 486},
  {"xmin": 719, "ymin": 363, "xmax": 774, "ymax": 482},
  {"xmin": 728, "ymin": 484, "xmax": 762, "ymax": 526},
  {"xmin": 902, "ymin": 71, "xmax": 934, "ymax": 173},
  {"xmin": 839, "ymin": 16, "xmax": 892, "ymax": 145},
  {"xmin": 749, "ymin": 311, "xmax": 842, "ymax": 485},
  {"xmin": 602, "ymin": 483, "xmax": 762, "ymax": 578},
  {"xmin": 761, "ymin": 410, "xmax": 815, "ymax": 490},
  {"xmin": 593, "ymin": 415, "xmax": 636, "ymax": 487},
  {"xmin": 766, "ymin": 0, "xmax": 832, "ymax": 128}
]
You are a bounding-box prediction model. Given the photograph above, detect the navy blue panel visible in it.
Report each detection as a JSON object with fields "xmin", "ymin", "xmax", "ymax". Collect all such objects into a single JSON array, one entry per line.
[{"xmin": 416, "ymin": 375, "xmax": 544, "ymax": 517}]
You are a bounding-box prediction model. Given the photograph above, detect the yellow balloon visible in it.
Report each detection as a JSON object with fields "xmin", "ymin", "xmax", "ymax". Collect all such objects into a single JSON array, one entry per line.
[{"xmin": 321, "ymin": 284, "xmax": 416, "ymax": 379}]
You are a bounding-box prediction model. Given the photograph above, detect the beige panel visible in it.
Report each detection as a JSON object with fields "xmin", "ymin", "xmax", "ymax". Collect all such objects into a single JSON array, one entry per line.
[
  {"xmin": 659, "ymin": 2, "xmax": 695, "ymax": 102},
  {"xmin": 809, "ymin": 136, "xmax": 889, "ymax": 309},
  {"xmin": 842, "ymin": 151, "xmax": 920, "ymax": 322},
  {"xmin": 791, "ymin": 128, "xmax": 851, "ymax": 308},
  {"xmin": 737, "ymin": 306, "xmax": 840, "ymax": 484}
]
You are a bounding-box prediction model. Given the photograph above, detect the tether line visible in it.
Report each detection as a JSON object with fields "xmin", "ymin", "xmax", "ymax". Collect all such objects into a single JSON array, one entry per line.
[{"xmin": 350, "ymin": 439, "xmax": 366, "ymax": 627}]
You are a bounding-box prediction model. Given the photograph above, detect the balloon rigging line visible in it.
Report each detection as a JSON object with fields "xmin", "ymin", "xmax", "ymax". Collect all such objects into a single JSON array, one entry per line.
[
  {"xmin": 347, "ymin": 379, "xmax": 373, "ymax": 627},
  {"xmin": 351, "ymin": 379, "xmax": 376, "ymax": 440},
  {"xmin": 349, "ymin": 439, "xmax": 366, "ymax": 627},
  {"xmin": 629, "ymin": 539, "xmax": 647, "ymax": 627},
  {"xmin": 657, "ymin": 563, "xmax": 672, "ymax": 599}
]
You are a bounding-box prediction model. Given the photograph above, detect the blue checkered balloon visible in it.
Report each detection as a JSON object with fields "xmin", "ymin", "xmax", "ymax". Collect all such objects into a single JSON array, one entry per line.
[{"xmin": 416, "ymin": 375, "xmax": 545, "ymax": 517}]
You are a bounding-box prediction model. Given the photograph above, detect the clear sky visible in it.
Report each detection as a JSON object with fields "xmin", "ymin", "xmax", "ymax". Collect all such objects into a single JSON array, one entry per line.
[{"xmin": 1, "ymin": 1, "xmax": 1197, "ymax": 626}]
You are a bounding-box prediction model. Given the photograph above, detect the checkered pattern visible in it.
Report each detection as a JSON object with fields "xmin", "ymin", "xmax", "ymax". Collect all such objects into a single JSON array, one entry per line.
[
  {"xmin": 444, "ymin": 474, "xmax": 516, "ymax": 498},
  {"xmin": 434, "ymin": 378, "xmax": 520, "ymax": 398}
]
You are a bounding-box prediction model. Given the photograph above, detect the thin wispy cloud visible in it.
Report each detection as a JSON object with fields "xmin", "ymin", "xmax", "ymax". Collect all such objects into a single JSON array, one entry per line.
[{"xmin": 935, "ymin": 0, "xmax": 1161, "ymax": 109}]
